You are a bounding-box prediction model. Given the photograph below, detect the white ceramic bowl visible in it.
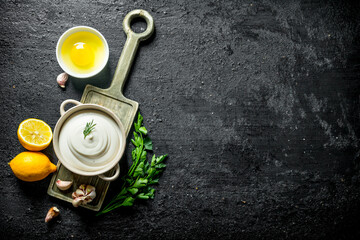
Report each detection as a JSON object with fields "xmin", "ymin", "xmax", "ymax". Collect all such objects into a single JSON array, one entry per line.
[
  {"xmin": 53, "ymin": 99, "xmax": 126, "ymax": 181},
  {"xmin": 56, "ymin": 26, "xmax": 109, "ymax": 78}
]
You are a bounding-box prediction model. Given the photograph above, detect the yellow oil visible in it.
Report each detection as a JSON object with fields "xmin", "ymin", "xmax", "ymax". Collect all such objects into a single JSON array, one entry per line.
[{"xmin": 60, "ymin": 31, "xmax": 105, "ymax": 75}]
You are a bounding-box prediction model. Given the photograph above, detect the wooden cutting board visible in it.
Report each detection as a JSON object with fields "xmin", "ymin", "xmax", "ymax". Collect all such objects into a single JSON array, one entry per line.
[{"xmin": 47, "ymin": 9, "xmax": 154, "ymax": 211}]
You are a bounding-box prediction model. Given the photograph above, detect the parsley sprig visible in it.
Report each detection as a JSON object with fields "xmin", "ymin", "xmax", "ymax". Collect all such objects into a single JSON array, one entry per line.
[
  {"xmin": 96, "ymin": 113, "xmax": 167, "ymax": 216},
  {"xmin": 83, "ymin": 120, "xmax": 96, "ymax": 139}
]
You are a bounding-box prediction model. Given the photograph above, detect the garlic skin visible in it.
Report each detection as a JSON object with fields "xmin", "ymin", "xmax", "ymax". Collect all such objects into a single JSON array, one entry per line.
[
  {"xmin": 45, "ymin": 206, "xmax": 60, "ymax": 223},
  {"xmin": 57, "ymin": 72, "xmax": 68, "ymax": 88},
  {"xmin": 71, "ymin": 184, "xmax": 96, "ymax": 207},
  {"xmin": 56, "ymin": 179, "xmax": 73, "ymax": 191}
]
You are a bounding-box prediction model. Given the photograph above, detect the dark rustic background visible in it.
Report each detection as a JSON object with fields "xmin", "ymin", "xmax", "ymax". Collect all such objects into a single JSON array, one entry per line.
[{"xmin": 1, "ymin": 0, "xmax": 360, "ymax": 239}]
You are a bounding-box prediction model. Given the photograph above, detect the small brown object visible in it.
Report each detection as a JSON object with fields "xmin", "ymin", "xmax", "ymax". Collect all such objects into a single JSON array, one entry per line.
[{"xmin": 45, "ymin": 206, "xmax": 60, "ymax": 223}]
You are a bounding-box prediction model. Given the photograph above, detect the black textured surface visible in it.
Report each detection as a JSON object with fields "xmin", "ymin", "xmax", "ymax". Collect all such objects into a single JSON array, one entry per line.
[{"xmin": 1, "ymin": 0, "xmax": 360, "ymax": 239}]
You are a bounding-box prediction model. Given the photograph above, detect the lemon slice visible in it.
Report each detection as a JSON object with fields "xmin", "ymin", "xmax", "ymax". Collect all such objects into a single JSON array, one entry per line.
[{"xmin": 17, "ymin": 118, "xmax": 53, "ymax": 151}]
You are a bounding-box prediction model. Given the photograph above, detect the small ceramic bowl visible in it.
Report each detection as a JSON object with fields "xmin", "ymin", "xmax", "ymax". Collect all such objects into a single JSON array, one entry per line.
[
  {"xmin": 53, "ymin": 99, "xmax": 126, "ymax": 181},
  {"xmin": 56, "ymin": 26, "xmax": 109, "ymax": 78}
]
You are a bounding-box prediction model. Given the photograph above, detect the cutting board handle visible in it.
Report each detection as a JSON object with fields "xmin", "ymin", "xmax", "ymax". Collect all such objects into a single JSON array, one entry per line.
[{"xmin": 107, "ymin": 9, "xmax": 154, "ymax": 96}]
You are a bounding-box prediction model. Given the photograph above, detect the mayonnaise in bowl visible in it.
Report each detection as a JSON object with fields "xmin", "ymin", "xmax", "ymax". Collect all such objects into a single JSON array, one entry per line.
[
  {"xmin": 53, "ymin": 99, "xmax": 126, "ymax": 181},
  {"xmin": 59, "ymin": 110, "xmax": 122, "ymax": 172}
]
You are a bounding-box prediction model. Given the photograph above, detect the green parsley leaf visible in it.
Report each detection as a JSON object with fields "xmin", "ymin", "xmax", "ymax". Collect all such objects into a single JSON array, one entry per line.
[{"xmin": 144, "ymin": 137, "xmax": 153, "ymax": 150}]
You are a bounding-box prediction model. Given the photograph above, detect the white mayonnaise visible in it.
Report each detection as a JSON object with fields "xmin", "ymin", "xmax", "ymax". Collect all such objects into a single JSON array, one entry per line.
[{"xmin": 58, "ymin": 110, "xmax": 122, "ymax": 172}]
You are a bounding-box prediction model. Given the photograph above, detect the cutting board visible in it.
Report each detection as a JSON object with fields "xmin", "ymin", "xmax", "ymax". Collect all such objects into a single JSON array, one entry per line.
[{"xmin": 47, "ymin": 9, "xmax": 155, "ymax": 211}]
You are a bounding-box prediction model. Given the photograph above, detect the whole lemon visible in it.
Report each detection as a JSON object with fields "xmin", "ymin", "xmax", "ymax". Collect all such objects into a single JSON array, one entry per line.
[{"xmin": 9, "ymin": 152, "xmax": 57, "ymax": 182}]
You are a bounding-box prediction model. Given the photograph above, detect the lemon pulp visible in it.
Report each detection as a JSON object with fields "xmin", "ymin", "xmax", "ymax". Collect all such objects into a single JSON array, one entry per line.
[{"xmin": 60, "ymin": 31, "xmax": 105, "ymax": 75}]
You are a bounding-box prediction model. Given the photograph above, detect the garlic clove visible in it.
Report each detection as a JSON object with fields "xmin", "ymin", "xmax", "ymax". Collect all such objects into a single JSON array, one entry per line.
[
  {"xmin": 57, "ymin": 72, "xmax": 68, "ymax": 88},
  {"xmin": 75, "ymin": 188, "xmax": 84, "ymax": 196},
  {"xmin": 72, "ymin": 198, "xmax": 83, "ymax": 207},
  {"xmin": 56, "ymin": 179, "xmax": 73, "ymax": 191},
  {"xmin": 45, "ymin": 206, "xmax": 60, "ymax": 223},
  {"xmin": 87, "ymin": 189, "xmax": 96, "ymax": 200},
  {"xmin": 71, "ymin": 192, "xmax": 77, "ymax": 199},
  {"xmin": 85, "ymin": 185, "xmax": 96, "ymax": 195},
  {"xmin": 79, "ymin": 184, "xmax": 86, "ymax": 191}
]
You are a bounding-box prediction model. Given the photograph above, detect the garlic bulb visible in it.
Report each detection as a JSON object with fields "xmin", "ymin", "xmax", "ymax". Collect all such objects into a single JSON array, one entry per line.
[
  {"xmin": 57, "ymin": 72, "xmax": 68, "ymax": 88},
  {"xmin": 71, "ymin": 184, "xmax": 96, "ymax": 207},
  {"xmin": 56, "ymin": 179, "xmax": 73, "ymax": 191}
]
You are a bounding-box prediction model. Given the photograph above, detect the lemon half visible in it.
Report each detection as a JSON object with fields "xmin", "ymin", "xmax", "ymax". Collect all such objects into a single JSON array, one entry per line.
[{"xmin": 17, "ymin": 118, "xmax": 53, "ymax": 151}]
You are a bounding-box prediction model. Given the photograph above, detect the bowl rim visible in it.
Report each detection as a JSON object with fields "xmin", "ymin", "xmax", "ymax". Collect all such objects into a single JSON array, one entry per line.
[
  {"xmin": 53, "ymin": 103, "xmax": 126, "ymax": 176},
  {"xmin": 56, "ymin": 26, "xmax": 109, "ymax": 79}
]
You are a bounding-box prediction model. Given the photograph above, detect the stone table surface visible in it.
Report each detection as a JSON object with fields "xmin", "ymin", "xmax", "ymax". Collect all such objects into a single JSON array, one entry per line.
[{"xmin": 1, "ymin": 0, "xmax": 360, "ymax": 239}]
